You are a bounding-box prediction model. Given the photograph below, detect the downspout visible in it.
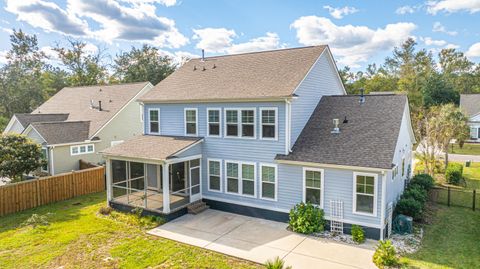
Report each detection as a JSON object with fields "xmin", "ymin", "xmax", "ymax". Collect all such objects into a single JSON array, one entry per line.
[
  {"xmin": 49, "ymin": 146, "xmax": 55, "ymax": 175},
  {"xmin": 380, "ymin": 171, "xmax": 387, "ymax": 240},
  {"xmin": 285, "ymin": 99, "xmax": 292, "ymax": 155}
]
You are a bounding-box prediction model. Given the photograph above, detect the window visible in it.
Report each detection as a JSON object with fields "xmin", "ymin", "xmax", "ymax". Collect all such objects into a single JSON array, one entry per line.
[
  {"xmin": 207, "ymin": 109, "xmax": 221, "ymax": 137},
  {"xmin": 304, "ymin": 168, "xmax": 323, "ymax": 207},
  {"xmin": 208, "ymin": 159, "xmax": 221, "ymax": 192},
  {"xmin": 261, "ymin": 108, "xmax": 277, "ymax": 139},
  {"xmin": 226, "ymin": 162, "xmax": 239, "ymax": 193},
  {"xmin": 149, "ymin": 109, "xmax": 160, "ymax": 134},
  {"xmin": 226, "ymin": 110, "xmax": 239, "ymax": 137},
  {"xmin": 41, "ymin": 148, "xmax": 48, "ymax": 172},
  {"xmin": 185, "ymin": 108, "xmax": 197, "ymax": 136},
  {"xmin": 70, "ymin": 144, "xmax": 95, "ymax": 156},
  {"xmin": 353, "ymin": 173, "xmax": 377, "ymax": 216},
  {"xmin": 241, "ymin": 163, "xmax": 255, "ymax": 196},
  {"xmin": 241, "ymin": 110, "xmax": 255, "ymax": 138},
  {"xmin": 261, "ymin": 164, "xmax": 277, "ymax": 200}
]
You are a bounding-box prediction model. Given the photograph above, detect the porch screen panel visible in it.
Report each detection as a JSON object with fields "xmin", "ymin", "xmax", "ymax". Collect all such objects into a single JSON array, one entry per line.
[
  {"xmin": 190, "ymin": 159, "xmax": 200, "ymax": 195},
  {"xmin": 146, "ymin": 164, "xmax": 158, "ymax": 189},
  {"xmin": 130, "ymin": 162, "xmax": 145, "ymax": 190},
  {"xmin": 112, "ymin": 160, "xmax": 127, "ymax": 184}
]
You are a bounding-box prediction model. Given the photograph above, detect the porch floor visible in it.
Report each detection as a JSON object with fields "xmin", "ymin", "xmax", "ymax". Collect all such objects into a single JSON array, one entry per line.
[
  {"xmin": 148, "ymin": 209, "xmax": 377, "ymax": 269},
  {"xmin": 113, "ymin": 190, "xmax": 190, "ymax": 211}
]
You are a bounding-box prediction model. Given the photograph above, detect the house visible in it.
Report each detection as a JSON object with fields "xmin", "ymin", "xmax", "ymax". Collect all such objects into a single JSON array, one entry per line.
[
  {"xmin": 101, "ymin": 46, "xmax": 415, "ymax": 240},
  {"xmin": 3, "ymin": 82, "xmax": 153, "ymax": 175},
  {"xmin": 460, "ymin": 94, "xmax": 480, "ymax": 141}
]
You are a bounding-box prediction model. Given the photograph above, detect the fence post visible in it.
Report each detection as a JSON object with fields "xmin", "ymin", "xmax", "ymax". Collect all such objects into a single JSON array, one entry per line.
[
  {"xmin": 447, "ymin": 187, "xmax": 451, "ymax": 207},
  {"xmin": 473, "ymin": 189, "xmax": 476, "ymax": 211}
]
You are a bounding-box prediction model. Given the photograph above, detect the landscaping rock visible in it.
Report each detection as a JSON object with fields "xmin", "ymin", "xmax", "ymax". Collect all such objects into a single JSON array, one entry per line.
[{"xmin": 390, "ymin": 228, "xmax": 423, "ymax": 254}]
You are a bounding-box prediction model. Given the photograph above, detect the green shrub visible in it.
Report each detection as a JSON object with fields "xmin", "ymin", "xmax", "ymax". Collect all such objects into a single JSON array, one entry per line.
[
  {"xmin": 351, "ymin": 225, "xmax": 365, "ymax": 244},
  {"xmin": 98, "ymin": 206, "xmax": 113, "ymax": 215},
  {"xmin": 289, "ymin": 202, "xmax": 325, "ymax": 234},
  {"xmin": 373, "ymin": 240, "xmax": 399, "ymax": 268},
  {"xmin": 264, "ymin": 257, "xmax": 292, "ymax": 269},
  {"xmin": 395, "ymin": 198, "xmax": 423, "ymax": 220},
  {"xmin": 402, "ymin": 184, "xmax": 428, "ymax": 204},
  {"xmin": 445, "ymin": 163, "xmax": 463, "ymax": 185},
  {"xmin": 410, "ymin": 174, "xmax": 435, "ymax": 191}
]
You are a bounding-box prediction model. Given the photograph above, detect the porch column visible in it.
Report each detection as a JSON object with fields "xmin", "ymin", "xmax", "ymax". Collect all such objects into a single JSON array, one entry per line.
[
  {"xmin": 106, "ymin": 158, "xmax": 112, "ymax": 205},
  {"xmin": 162, "ymin": 163, "xmax": 170, "ymax": 214}
]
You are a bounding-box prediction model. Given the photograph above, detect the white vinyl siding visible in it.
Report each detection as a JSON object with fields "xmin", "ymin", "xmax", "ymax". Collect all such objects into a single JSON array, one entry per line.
[
  {"xmin": 148, "ymin": 108, "xmax": 160, "ymax": 134},
  {"xmin": 184, "ymin": 108, "xmax": 198, "ymax": 136},
  {"xmin": 70, "ymin": 144, "xmax": 94, "ymax": 156},
  {"xmin": 353, "ymin": 172, "xmax": 378, "ymax": 216},
  {"xmin": 260, "ymin": 164, "xmax": 277, "ymax": 201}
]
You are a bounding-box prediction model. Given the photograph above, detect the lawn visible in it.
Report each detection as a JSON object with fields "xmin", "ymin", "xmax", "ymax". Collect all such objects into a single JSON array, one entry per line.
[
  {"xmin": 0, "ymin": 192, "xmax": 260, "ymax": 269},
  {"xmin": 402, "ymin": 204, "xmax": 480, "ymax": 268},
  {"xmin": 414, "ymin": 160, "xmax": 480, "ymax": 189},
  {"xmin": 447, "ymin": 143, "xmax": 480, "ymax": 155}
]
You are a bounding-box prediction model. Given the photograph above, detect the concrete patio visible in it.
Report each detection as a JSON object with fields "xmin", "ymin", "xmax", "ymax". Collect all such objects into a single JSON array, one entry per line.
[{"xmin": 148, "ymin": 209, "xmax": 377, "ymax": 269}]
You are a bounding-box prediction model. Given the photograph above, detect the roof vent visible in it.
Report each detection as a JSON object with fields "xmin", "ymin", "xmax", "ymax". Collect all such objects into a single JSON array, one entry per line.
[
  {"xmin": 193, "ymin": 65, "xmax": 197, "ymax": 71},
  {"xmin": 213, "ymin": 64, "xmax": 216, "ymax": 69},
  {"xmin": 331, "ymin": 118, "xmax": 340, "ymax": 134},
  {"xmin": 202, "ymin": 66, "xmax": 206, "ymax": 71},
  {"xmin": 359, "ymin": 88, "xmax": 365, "ymax": 104},
  {"xmin": 201, "ymin": 49, "xmax": 205, "ymax": 62},
  {"xmin": 343, "ymin": 116, "xmax": 348, "ymax": 124}
]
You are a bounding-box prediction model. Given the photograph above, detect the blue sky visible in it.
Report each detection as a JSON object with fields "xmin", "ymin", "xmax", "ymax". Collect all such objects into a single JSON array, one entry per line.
[{"xmin": 1, "ymin": 0, "xmax": 480, "ymax": 70}]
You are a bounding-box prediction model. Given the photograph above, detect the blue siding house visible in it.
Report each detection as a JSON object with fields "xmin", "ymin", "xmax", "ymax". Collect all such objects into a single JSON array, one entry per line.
[{"xmin": 101, "ymin": 46, "xmax": 415, "ymax": 240}]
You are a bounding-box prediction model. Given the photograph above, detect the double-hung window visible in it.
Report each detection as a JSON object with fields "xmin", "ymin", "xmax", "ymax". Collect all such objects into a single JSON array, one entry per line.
[
  {"xmin": 241, "ymin": 163, "xmax": 255, "ymax": 196},
  {"xmin": 304, "ymin": 168, "xmax": 323, "ymax": 207},
  {"xmin": 149, "ymin": 109, "xmax": 160, "ymax": 134},
  {"xmin": 353, "ymin": 173, "xmax": 377, "ymax": 216},
  {"xmin": 241, "ymin": 110, "xmax": 255, "ymax": 138},
  {"xmin": 261, "ymin": 108, "xmax": 277, "ymax": 139},
  {"xmin": 207, "ymin": 109, "xmax": 221, "ymax": 137},
  {"xmin": 225, "ymin": 109, "xmax": 255, "ymax": 138},
  {"xmin": 225, "ymin": 161, "xmax": 256, "ymax": 196},
  {"xmin": 185, "ymin": 108, "xmax": 197, "ymax": 136},
  {"xmin": 208, "ymin": 159, "xmax": 221, "ymax": 192},
  {"xmin": 226, "ymin": 110, "xmax": 239, "ymax": 137},
  {"xmin": 226, "ymin": 162, "xmax": 239, "ymax": 193},
  {"xmin": 261, "ymin": 164, "xmax": 277, "ymax": 200}
]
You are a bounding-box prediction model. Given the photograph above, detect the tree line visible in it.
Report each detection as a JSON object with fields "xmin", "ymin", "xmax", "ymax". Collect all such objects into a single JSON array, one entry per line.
[{"xmin": 0, "ymin": 29, "xmax": 178, "ymax": 130}]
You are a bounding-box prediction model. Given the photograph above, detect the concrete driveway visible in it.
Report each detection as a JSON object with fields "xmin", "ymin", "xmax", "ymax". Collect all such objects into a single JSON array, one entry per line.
[{"xmin": 148, "ymin": 209, "xmax": 376, "ymax": 269}]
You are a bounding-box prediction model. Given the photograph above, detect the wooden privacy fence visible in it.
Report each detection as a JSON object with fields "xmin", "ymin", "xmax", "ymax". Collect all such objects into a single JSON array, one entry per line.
[{"xmin": 0, "ymin": 166, "xmax": 105, "ymax": 216}]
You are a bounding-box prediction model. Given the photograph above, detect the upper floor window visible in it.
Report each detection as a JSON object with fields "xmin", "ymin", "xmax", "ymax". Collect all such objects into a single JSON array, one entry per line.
[
  {"xmin": 353, "ymin": 172, "xmax": 377, "ymax": 216},
  {"xmin": 185, "ymin": 108, "xmax": 198, "ymax": 136},
  {"xmin": 207, "ymin": 109, "xmax": 221, "ymax": 137},
  {"xmin": 71, "ymin": 144, "xmax": 94, "ymax": 156},
  {"xmin": 225, "ymin": 108, "xmax": 256, "ymax": 138},
  {"xmin": 226, "ymin": 110, "xmax": 239, "ymax": 137},
  {"xmin": 261, "ymin": 108, "xmax": 277, "ymax": 140},
  {"xmin": 241, "ymin": 110, "xmax": 255, "ymax": 138},
  {"xmin": 149, "ymin": 109, "xmax": 160, "ymax": 134}
]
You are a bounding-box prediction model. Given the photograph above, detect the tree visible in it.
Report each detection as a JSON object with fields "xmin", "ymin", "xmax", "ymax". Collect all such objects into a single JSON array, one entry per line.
[
  {"xmin": 113, "ymin": 45, "xmax": 176, "ymax": 85},
  {"xmin": 54, "ymin": 40, "xmax": 108, "ymax": 86},
  {"xmin": 422, "ymin": 73, "xmax": 459, "ymax": 107},
  {"xmin": 0, "ymin": 134, "xmax": 44, "ymax": 182}
]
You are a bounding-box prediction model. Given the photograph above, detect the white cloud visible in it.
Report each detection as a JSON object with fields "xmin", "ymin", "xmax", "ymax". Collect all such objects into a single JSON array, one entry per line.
[
  {"xmin": 323, "ymin": 5, "xmax": 359, "ymax": 19},
  {"xmin": 227, "ymin": 32, "xmax": 282, "ymax": 54},
  {"xmin": 0, "ymin": 50, "xmax": 8, "ymax": 65},
  {"xmin": 395, "ymin": 5, "xmax": 416, "ymax": 14},
  {"xmin": 427, "ymin": 0, "xmax": 480, "ymax": 14},
  {"xmin": 421, "ymin": 37, "xmax": 447, "ymax": 46},
  {"xmin": 0, "ymin": 27, "xmax": 13, "ymax": 34},
  {"xmin": 119, "ymin": 0, "xmax": 177, "ymax": 7},
  {"xmin": 466, "ymin": 42, "xmax": 480, "ymax": 58},
  {"xmin": 432, "ymin": 22, "xmax": 458, "ymax": 36},
  {"xmin": 290, "ymin": 16, "xmax": 416, "ymax": 67}
]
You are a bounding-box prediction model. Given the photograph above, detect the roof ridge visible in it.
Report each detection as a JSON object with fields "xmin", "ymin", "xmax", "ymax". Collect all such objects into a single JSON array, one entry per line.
[
  {"xmin": 62, "ymin": 81, "xmax": 149, "ymax": 90},
  {"xmin": 192, "ymin": 45, "xmax": 327, "ymax": 61},
  {"xmin": 32, "ymin": 120, "xmax": 90, "ymax": 125}
]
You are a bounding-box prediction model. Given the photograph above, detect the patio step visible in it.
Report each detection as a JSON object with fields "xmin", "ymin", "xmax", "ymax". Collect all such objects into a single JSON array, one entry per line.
[{"xmin": 187, "ymin": 201, "xmax": 209, "ymax": 214}]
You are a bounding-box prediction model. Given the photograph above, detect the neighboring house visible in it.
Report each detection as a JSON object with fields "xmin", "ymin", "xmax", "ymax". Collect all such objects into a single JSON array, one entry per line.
[
  {"xmin": 460, "ymin": 94, "xmax": 480, "ymax": 142},
  {"xmin": 101, "ymin": 46, "xmax": 415, "ymax": 240},
  {"xmin": 3, "ymin": 82, "xmax": 153, "ymax": 175}
]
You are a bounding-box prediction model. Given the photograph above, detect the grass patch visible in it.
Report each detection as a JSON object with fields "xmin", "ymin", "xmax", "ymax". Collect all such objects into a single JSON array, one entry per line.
[
  {"xmin": 0, "ymin": 192, "xmax": 260, "ymax": 269},
  {"xmin": 402, "ymin": 204, "xmax": 480, "ymax": 268},
  {"xmin": 447, "ymin": 143, "xmax": 480, "ymax": 155},
  {"xmin": 414, "ymin": 160, "xmax": 480, "ymax": 190}
]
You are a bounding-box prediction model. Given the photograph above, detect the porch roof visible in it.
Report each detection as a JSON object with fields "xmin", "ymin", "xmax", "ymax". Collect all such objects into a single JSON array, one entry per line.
[{"xmin": 101, "ymin": 135, "xmax": 203, "ymax": 162}]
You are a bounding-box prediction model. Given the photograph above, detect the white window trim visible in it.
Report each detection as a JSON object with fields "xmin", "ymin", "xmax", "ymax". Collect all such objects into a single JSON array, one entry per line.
[
  {"xmin": 41, "ymin": 147, "xmax": 49, "ymax": 172},
  {"xmin": 260, "ymin": 107, "xmax": 278, "ymax": 141},
  {"xmin": 302, "ymin": 167, "xmax": 324, "ymax": 209},
  {"xmin": 352, "ymin": 172, "xmax": 378, "ymax": 217},
  {"xmin": 70, "ymin": 144, "xmax": 95, "ymax": 156},
  {"xmin": 259, "ymin": 163, "xmax": 278, "ymax": 201},
  {"xmin": 184, "ymin": 108, "xmax": 198, "ymax": 136},
  {"xmin": 207, "ymin": 158, "xmax": 222, "ymax": 193},
  {"xmin": 148, "ymin": 108, "xmax": 160, "ymax": 135},
  {"xmin": 207, "ymin": 108, "xmax": 222, "ymax": 137},
  {"xmin": 224, "ymin": 108, "xmax": 257, "ymax": 139},
  {"xmin": 224, "ymin": 160, "xmax": 257, "ymax": 197}
]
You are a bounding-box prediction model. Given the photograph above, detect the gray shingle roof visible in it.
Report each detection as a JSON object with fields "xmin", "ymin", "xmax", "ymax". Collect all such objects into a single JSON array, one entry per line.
[
  {"xmin": 101, "ymin": 135, "xmax": 202, "ymax": 161},
  {"xmin": 139, "ymin": 46, "xmax": 328, "ymax": 102},
  {"xmin": 32, "ymin": 82, "xmax": 150, "ymax": 137},
  {"xmin": 15, "ymin": 113, "xmax": 69, "ymax": 128},
  {"xmin": 460, "ymin": 94, "xmax": 480, "ymax": 118},
  {"xmin": 276, "ymin": 94, "xmax": 408, "ymax": 169},
  {"xmin": 31, "ymin": 121, "xmax": 90, "ymax": 145}
]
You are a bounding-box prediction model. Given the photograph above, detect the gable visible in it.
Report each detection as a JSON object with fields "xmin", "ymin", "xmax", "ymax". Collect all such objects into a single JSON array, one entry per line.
[
  {"xmin": 23, "ymin": 126, "xmax": 46, "ymax": 145},
  {"xmin": 3, "ymin": 116, "xmax": 24, "ymax": 134}
]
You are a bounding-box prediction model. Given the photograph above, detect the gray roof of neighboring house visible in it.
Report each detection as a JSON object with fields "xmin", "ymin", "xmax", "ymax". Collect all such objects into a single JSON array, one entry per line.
[
  {"xmin": 30, "ymin": 121, "xmax": 90, "ymax": 145},
  {"xmin": 32, "ymin": 82, "xmax": 150, "ymax": 137},
  {"xmin": 139, "ymin": 46, "xmax": 328, "ymax": 103},
  {"xmin": 276, "ymin": 94, "xmax": 408, "ymax": 169},
  {"xmin": 14, "ymin": 113, "xmax": 69, "ymax": 128},
  {"xmin": 460, "ymin": 94, "xmax": 480, "ymax": 118},
  {"xmin": 101, "ymin": 135, "xmax": 203, "ymax": 161}
]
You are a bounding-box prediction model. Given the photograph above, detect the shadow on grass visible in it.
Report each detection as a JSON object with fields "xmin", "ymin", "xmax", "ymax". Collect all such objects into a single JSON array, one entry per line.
[{"xmin": 0, "ymin": 192, "xmax": 106, "ymax": 233}]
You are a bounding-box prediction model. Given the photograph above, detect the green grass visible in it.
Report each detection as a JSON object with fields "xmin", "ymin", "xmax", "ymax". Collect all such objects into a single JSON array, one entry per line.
[
  {"xmin": 448, "ymin": 143, "xmax": 480, "ymax": 155},
  {"xmin": 0, "ymin": 192, "xmax": 260, "ymax": 269},
  {"xmin": 402, "ymin": 205, "xmax": 480, "ymax": 269}
]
